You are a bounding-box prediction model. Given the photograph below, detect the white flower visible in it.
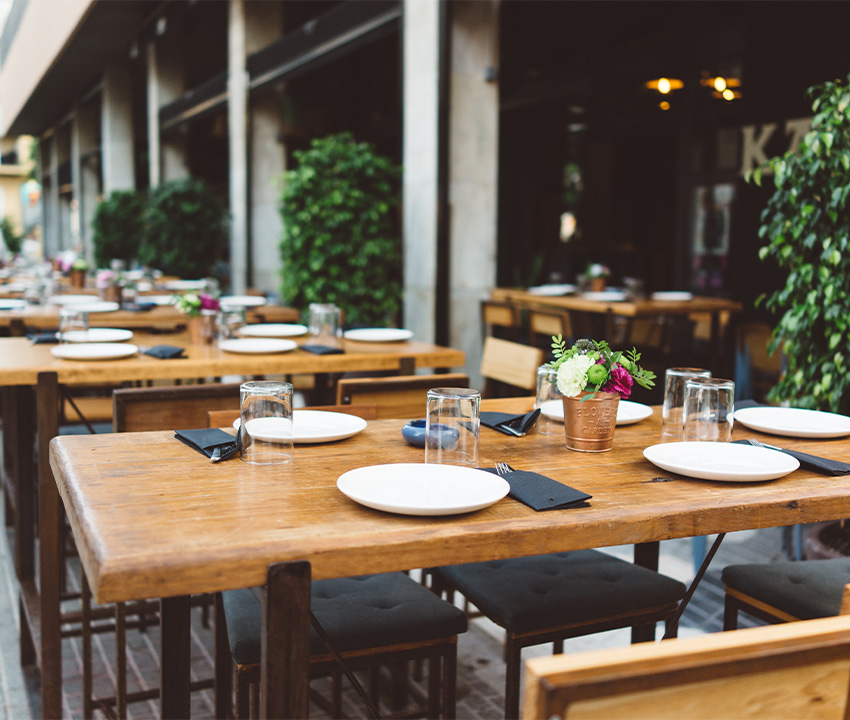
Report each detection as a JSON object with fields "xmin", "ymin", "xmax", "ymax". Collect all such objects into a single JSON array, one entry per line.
[{"xmin": 556, "ymin": 355, "xmax": 596, "ymax": 397}]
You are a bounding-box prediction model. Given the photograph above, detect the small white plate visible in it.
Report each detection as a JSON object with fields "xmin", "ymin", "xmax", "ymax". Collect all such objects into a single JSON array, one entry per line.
[
  {"xmin": 528, "ymin": 284, "xmax": 577, "ymax": 296},
  {"xmin": 337, "ymin": 463, "xmax": 510, "ymax": 516},
  {"xmin": 643, "ymin": 441, "xmax": 800, "ymax": 482},
  {"xmin": 69, "ymin": 301, "xmax": 120, "ymax": 313},
  {"xmin": 0, "ymin": 299, "xmax": 27, "ymax": 310},
  {"xmin": 234, "ymin": 410, "xmax": 368, "ymax": 444},
  {"xmin": 582, "ymin": 291, "xmax": 627, "ymax": 302},
  {"xmin": 539, "ymin": 399, "xmax": 652, "ymax": 426},
  {"xmin": 218, "ymin": 338, "xmax": 297, "ymax": 354},
  {"xmin": 49, "ymin": 294, "xmax": 97, "ymax": 305},
  {"xmin": 160, "ymin": 279, "xmax": 207, "ymax": 291},
  {"xmin": 60, "ymin": 328, "xmax": 134, "ymax": 343},
  {"xmin": 238, "ymin": 323, "xmax": 308, "ymax": 338},
  {"xmin": 51, "ymin": 343, "xmax": 139, "ymax": 361},
  {"xmin": 343, "ymin": 328, "xmax": 414, "ymax": 343},
  {"xmin": 734, "ymin": 406, "xmax": 850, "ymax": 439},
  {"xmin": 139, "ymin": 295, "xmax": 176, "ymax": 306},
  {"xmin": 219, "ymin": 295, "xmax": 267, "ymax": 308},
  {"xmin": 651, "ymin": 291, "xmax": 693, "ymax": 302}
]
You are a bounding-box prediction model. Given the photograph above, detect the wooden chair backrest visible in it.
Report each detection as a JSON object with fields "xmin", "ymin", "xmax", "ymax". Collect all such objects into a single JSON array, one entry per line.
[
  {"xmin": 336, "ymin": 374, "xmax": 470, "ymax": 419},
  {"xmin": 738, "ymin": 321, "xmax": 783, "ymax": 374},
  {"xmin": 523, "ymin": 611, "xmax": 850, "ymax": 720},
  {"xmin": 480, "ymin": 337, "xmax": 544, "ymax": 394},
  {"xmin": 206, "ymin": 404, "xmax": 380, "ymax": 428},
  {"xmin": 481, "ymin": 299, "xmax": 521, "ymax": 341},
  {"xmin": 528, "ymin": 308, "xmax": 571, "ymax": 345},
  {"xmin": 113, "ymin": 383, "xmax": 242, "ymax": 432}
]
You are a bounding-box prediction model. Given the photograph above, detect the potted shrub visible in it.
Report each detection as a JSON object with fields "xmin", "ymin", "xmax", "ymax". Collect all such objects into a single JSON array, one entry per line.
[
  {"xmin": 91, "ymin": 190, "xmax": 146, "ymax": 268},
  {"xmin": 752, "ymin": 72, "xmax": 850, "ymax": 413},
  {"xmin": 0, "ymin": 216, "xmax": 22, "ymax": 256},
  {"xmin": 279, "ymin": 133, "xmax": 402, "ymax": 327}
]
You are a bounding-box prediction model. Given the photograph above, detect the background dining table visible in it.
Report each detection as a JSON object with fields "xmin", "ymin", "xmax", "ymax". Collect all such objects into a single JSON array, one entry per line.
[{"xmin": 46, "ymin": 396, "xmax": 850, "ymax": 718}]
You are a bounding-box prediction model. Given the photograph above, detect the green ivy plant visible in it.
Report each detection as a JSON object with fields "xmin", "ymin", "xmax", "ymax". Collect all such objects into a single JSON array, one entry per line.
[
  {"xmin": 91, "ymin": 190, "xmax": 146, "ymax": 267},
  {"xmin": 138, "ymin": 179, "xmax": 229, "ymax": 279},
  {"xmin": 0, "ymin": 216, "xmax": 22, "ymax": 254},
  {"xmin": 279, "ymin": 133, "xmax": 401, "ymax": 327},
  {"xmin": 751, "ymin": 73, "xmax": 850, "ymax": 412}
]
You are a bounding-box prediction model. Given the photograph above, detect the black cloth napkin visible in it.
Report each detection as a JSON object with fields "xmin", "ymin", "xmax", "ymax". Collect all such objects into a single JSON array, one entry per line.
[
  {"xmin": 143, "ymin": 344, "xmax": 186, "ymax": 359},
  {"xmin": 301, "ymin": 344, "xmax": 345, "ymax": 355},
  {"xmin": 175, "ymin": 428, "xmax": 240, "ymax": 461},
  {"xmin": 481, "ymin": 467, "xmax": 591, "ymax": 511},
  {"xmin": 481, "ymin": 409, "xmax": 541, "ymax": 437},
  {"xmin": 123, "ymin": 302, "xmax": 156, "ymax": 312},
  {"xmin": 28, "ymin": 332, "xmax": 59, "ymax": 344},
  {"xmin": 733, "ymin": 439, "xmax": 850, "ymax": 476}
]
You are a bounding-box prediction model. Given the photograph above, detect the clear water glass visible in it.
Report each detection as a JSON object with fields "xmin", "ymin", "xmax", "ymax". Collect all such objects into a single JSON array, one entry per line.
[
  {"xmin": 683, "ymin": 378, "xmax": 735, "ymax": 442},
  {"xmin": 59, "ymin": 308, "xmax": 89, "ymax": 343},
  {"xmin": 425, "ymin": 387, "xmax": 481, "ymax": 466},
  {"xmin": 239, "ymin": 381, "xmax": 294, "ymax": 465},
  {"xmin": 535, "ymin": 365, "xmax": 561, "ymax": 435},
  {"xmin": 662, "ymin": 367, "xmax": 712, "ymax": 440}
]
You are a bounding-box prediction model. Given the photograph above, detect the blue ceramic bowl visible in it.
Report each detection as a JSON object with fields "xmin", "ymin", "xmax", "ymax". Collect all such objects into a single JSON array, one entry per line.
[{"xmin": 402, "ymin": 420, "xmax": 459, "ymax": 449}]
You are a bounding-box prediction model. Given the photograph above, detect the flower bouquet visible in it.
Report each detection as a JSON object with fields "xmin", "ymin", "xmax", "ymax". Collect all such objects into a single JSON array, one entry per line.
[
  {"xmin": 174, "ymin": 292, "xmax": 220, "ymax": 345},
  {"xmin": 583, "ymin": 263, "xmax": 610, "ymax": 292},
  {"xmin": 548, "ymin": 335, "xmax": 655, "ymax": 452}
]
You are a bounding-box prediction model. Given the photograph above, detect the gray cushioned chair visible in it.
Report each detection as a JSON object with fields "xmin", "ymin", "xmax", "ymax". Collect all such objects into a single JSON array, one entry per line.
[
  {"xmin": 215, "ymin": 572, "xmax": 467, "ymax": 719},
  {"xmin": 434, "ymin": 550, "xmax": 686, "ymax": 719}
]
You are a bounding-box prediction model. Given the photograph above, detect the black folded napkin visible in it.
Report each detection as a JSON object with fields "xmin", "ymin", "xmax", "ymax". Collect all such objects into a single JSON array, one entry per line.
[
  {"xmin": 301, "ymin": 344, "xmax": 345, "ymax": 355},
  {"xmin": 481, "ymin": 409, "xmax": 541, "ymax": 437},
  {"xmin": 143, "ymin": 344, "xmax": 186, "ymax": 359},
  {"xmin": 123, "ymin": 302, "xmax": 156, "ymax": 312},
  {"xmin": 481, "ymin": 467, "xmax": 591, "ymax": 511},
  {"xmin": 28, "ymin": 332, "xmax": 59, "ymax": 344},
  {"xmin": 175, "ymin": 428, "xmax": 240, "ymax": 461},
  {"xmin": 733, "ymin": 439, "xmax": 850, "ymax": 476}
]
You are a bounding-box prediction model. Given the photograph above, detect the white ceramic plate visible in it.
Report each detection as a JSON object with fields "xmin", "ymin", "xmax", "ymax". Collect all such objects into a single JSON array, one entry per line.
[
  {"xmin": 539, "ymin": 399, "xmax": 652, "ymax": 426},
  {"xmin": 238, "ymin": 323, "xmax": 308, "ymax": 338},
  {"xmin": 69, "ymin": 301, "xmax": 120, "ymax": 313},
  {"xmin": 582, "ymin": 291, "xmax": 627, "ymax": 302},
  {"xmin": 337, "ymin": 463, "xmax": 510, "ymax": 516},
  {"xmin": 643, "ymin": 441, "xmax": 799, "ymax": 482},
  {"xmin": 160, "ymin": 279, "xmax": 207, "ymax": 291},
  {"xmin": 733, "ymin": 406, "xmax": 850, "ymax": 439},
  {"xmin": 139, "ymin": 295, "xmax": 176, "ymax": 306},
  {"xmin": 0, "ymin": 299, "xmax": 27, "ymax": 310},
  {"xmin": 528, "ymin": 284, "xmax": 577, "ymax": 296},
  {"xmin": 343, "ymin": 328, "xmax": 414, "ymax": 342},
  {"xmin": 651, "ymin": 291, "xmax": 693, "ymax": 302},
  {"xmin": 51, "ymin": 343, "xmax": 139, "ymax": 361},
  {"xmin": 219, "ymin": 295, "xmax": 267, "ymax": 308},
  {"xmin": 49, "ymin": 294, "xmax": 97, "ymax": 305},
  {"xmin": 234, "ymin": 410, "xmax": 368, "ymax": 444},
  {"xmin": 60, "ymin": 328, "xmax": 134, "ymax": 343},
  {"xmin": 218, "ymin": 338, "xmax": 297, "ymax": 354}
]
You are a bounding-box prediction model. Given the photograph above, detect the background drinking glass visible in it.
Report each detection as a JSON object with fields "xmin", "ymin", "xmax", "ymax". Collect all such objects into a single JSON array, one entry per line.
[
  {"xmin": 58, "ymin": 308, "xmax": 89, "ymax": 343},
  {"xmin": 425, "ymin": 387, "xmax": 480, "ymax": 466},
  {"xmin": 662, "ymin": 367, "xmax": 712, "ymax": 440},
  {"xmin": 218, "ymin": 306, "xmax": 246, "ymax": 341},
  {"xmin": 535, "ymin": 365, "xmax": 561, "ymax": 435},
  {"xmin": 308, "ymin": 303, "xmax": 342, "ymax": 345},
  {"xmin": 239, "ymin": 380, "xmax": 294, "ymax": 465},
  {"xmin": 682, "ymin": 377, "xmax": 735, "ymax": 442}
]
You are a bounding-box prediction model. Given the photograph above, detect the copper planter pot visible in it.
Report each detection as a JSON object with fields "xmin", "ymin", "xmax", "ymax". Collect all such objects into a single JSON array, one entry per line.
[{"xmin": 562, "ymin": 391, "xmax": 620, "ymax": 452}]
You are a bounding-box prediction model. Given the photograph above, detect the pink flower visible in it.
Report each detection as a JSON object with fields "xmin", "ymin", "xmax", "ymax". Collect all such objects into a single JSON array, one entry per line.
[
  {"xmin": 199, "ymin": 293, "xmax": 219, "ymax": 311},
  {"xmin": 604, "ymin": 363, "xmax": 633, "ymax": 399}
]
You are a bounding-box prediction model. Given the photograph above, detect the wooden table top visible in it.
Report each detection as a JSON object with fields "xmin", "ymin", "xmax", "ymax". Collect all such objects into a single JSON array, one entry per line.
[
  {"xmin": 0, "ymin": 335, "xmax": 465, "ymax": 386},
  {"xmin": 491, "ymin": 287, "xmax": 743, "ymax": 317},
  {"xmin": 49, "ymin": 397, "xmax": 850, "ymax": 604}
]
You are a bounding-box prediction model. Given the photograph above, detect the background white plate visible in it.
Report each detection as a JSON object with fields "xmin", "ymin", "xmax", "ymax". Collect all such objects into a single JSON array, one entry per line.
[
  {"xmin": 160, "ymin": 279, "xmax": 207, "ymax": 291},
  {"xmin": 234, "ymin": 410, "xmax": 368, "ymax": 444},
  {"xmin": 643, "ymin": 441, "xmax": 799, "ymax": 482},
  {"xmin": 581, "ymin": 291, "xmax": 627, "ymax": 302},
  {"xmin": 219, "ymin": 295, "xmax": 267, "ymax": 308},
  {"xmin": 219, "ymin": 338, "xmax": 297, "ymax": 354},
  {"xmin": 343, "ymin": 328, "xmax": 414, "ymax": 342},
  {"xmin": 238, "ymin": 323, "xmax": 308, "ymax": 338},
  {"xmin": 139, "ymin": 295, "xmax": 176, "ymax": 305},
  {"xmin": 49, "ymin": 294, "xmax": 96, "ymax": 305},
  {"xmin": 61, "ymin": 328, "xmax": 133, "ymax": 343},
  {"xmin": 540, "ymin": 399, "xmax": 652, "ymax": 426},
  {"xmin": 70, "ymin": 301, "xmax": 120, "ymax": 313},
  {"xmin": 733, "ymin": 406, "xmax": 850, "ymax": 438},
  {"xmin": 337, "ymin": 463, "xmax": 510, "ymax": 516},
  {"xmin": 51, "ymin": 343, "xmax": 139, "ymax": 361},
  {"xmin": 651, "ymin": 291, "xmax": 693, "ymax": 301},
  {"xmin": 0, "ymin": 299, "xmax": 27, "ymax": 310},
  {"xmin": 528, "ymin": 284, "xmax": 577, "ymax": 296}
]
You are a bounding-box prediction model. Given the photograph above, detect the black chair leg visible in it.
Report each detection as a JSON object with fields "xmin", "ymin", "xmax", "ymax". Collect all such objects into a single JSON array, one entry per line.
[
  {"xmin": 504, "ymin": 635, "xmax": 522, "ymax": 720},
  {"xmin": 723, "ymin": 594, "xmax": 740, "ymax": 630}
]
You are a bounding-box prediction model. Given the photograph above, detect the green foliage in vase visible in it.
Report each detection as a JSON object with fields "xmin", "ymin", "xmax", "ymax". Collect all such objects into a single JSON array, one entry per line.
[
  {"xmin": 751, "ymin": 74, "xmax": 850, "ymax": 412},
  {"xmin": 92, "ymin": 190, "xmax": 146, "ymax": 267},
  {"xmin": 139, "ymin": 179, "xmax": 229, "ymax": 279},
  {"xmin": 279, "ymin": 133, "xmax": 402, "ymax": 327},
  {"xmin": 0, "ymin": 216, "xmax": 22, "ymax": 254}
]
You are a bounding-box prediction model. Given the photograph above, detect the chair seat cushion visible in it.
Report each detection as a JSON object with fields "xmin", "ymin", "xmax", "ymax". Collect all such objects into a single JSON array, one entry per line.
[
  {"xmin": 437, "ymin": 550, "xmax": 686, "ymax": 635},
  {"xmin": 722, "ymin": 558, "xmax": 850, "ymax": 620},
  {"xmin": 222, "ymin": 573, "xmax": 467, "ymax": 666}
]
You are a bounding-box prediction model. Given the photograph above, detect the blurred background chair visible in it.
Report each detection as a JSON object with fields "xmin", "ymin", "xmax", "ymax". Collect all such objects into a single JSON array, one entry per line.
[
  {"xmin": 480, "ymin": 337, "xmax": 543, "ymax": 398},
  {"xmin": 735, "ymin": 321, "xmax": 783, "ymax": 403},
  {"xmin": 336, "ymin": 373, "xmax": 470, "ymax": 419},
  {"xmin": 481, "ymin": 299, "xmax": 522, "ymax": 342}
]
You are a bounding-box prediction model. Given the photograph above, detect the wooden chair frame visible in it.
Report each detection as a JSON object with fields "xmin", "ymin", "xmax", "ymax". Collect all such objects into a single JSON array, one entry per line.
[
  {"xmin": 480, "ymin": 337, "xmax": 544, "ymax": 397},
  {"xmin": 336, "ymin": 373, "xmax": 470, "ymax": 419}
]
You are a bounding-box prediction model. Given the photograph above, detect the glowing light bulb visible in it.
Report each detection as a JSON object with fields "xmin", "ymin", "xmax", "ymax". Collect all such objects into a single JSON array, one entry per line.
[
  {"xmin": 659, "ymin": 101, "xmax": 671, "ymax": 111},
  {"xmin": 657, "ymin": 78, "xmax": 671, "ymax": 94},
  {"xmin": 722, "ymin": 89, "xmax": 734, "ymax": 101},
  {"xmin": 714, "ymin": 77, "xmax": 727, "ymax": 92}
]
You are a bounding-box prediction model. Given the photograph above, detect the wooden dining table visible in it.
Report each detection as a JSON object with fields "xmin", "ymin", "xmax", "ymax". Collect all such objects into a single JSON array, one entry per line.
[
  {"xmin": 0, "ymin": 331, "xmax": 465, "ymax": 717},
  {"xmin": 46, "ymin": 396, "xmax": 850, "ymax": 718}
]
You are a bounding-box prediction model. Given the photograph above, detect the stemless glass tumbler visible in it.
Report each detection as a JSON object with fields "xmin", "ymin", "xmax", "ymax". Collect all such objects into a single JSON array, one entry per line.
[
  {"xmin": 239, "ymin": 381, "xmax": 294, "ymax": 465},
  {"xmin": 662, "ymin": 367, "xmax": 712, "ymax": 440},
  {"xmin": 535, "ymin": 365, "xmax": 561, "ymax": 435},
  {"xmin": 682, "ymin": 378, "xmax": 735, "ymax": 442},
  {"xmin": 425, "ymin": 388, "xmax": 481, "ymax": 466}
]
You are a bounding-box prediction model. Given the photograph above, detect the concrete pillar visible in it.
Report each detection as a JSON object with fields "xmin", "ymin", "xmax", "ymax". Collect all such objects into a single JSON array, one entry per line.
[
  {"xmin": 147, "ymin": 34, "xmax": 187, "ymax": 186},
  {"xmin": 102, "ymin": 65, "xmax": 136, "ymax": 192},
  {"xmin": 42, "ymin": 134, "xmax": 60, "ymax": 257},
  {"xmin": 402, "ymin": 0, "xmax": 441, "ymax": 344},
  {"xmin": 448, "ymin": 0, "xmax": 500, "ymax": 387},
  {"xmin": 76, "ymin": 98, "xmax": 100, "ymax": 264},
  {"xmin": 146, "ymin": 42, "xmax": 161, "ymax": 188},
  {"xmin": 228, "ymin": 0, "xmax": 249, "ymax": 295},
  {"xmin": 70, "ymin": 109, "xmax": 83, "ymax": 256}
]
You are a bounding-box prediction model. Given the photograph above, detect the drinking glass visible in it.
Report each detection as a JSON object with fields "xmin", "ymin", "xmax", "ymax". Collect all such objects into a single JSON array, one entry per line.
[
  {"xmin": 218, "ymin": 306, "xmax": 246, "ymax": 341},
  {"xmin": 425, "ymin": 388, "xmax": 480, "ymax": 466},
  {"xmin": 59, "ymin": 308, "xmax": 89, "ymax": 343},
  {"xmin": 308, "ymin": 303, "xmax": 342, "ymax": 345},
  {"xmin": 239, "ymin": 381, "xmax": 294, "ymax": 465},
  {"xmin": 682, "ymin": 378, "xmax": 735, "ymax": 442},
  {"xmin": 662, "ymin": 367, "xmax": 712, "ymax": 440},
  {"xmin": 535, "ymin": 365, "xmax": 561, "ymax": 435}
]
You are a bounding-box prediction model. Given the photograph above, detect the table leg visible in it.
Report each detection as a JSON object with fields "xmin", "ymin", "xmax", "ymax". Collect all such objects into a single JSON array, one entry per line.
[
  {"xmin": 160, "ymin": 595, "xmax": 192, "ymax": 719},
  {"xmin": 633, "ymin": 541, "xmax": 659, "ymax": 572},
  {"xmin": 261, "ymin": 561, "xmax": 311, "ymax": 719}
]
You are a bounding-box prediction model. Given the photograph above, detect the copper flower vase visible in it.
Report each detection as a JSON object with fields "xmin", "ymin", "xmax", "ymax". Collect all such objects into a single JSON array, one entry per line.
[{"xmin": 562, "ymin": 391, "xmax": 620, "ymax": 452}]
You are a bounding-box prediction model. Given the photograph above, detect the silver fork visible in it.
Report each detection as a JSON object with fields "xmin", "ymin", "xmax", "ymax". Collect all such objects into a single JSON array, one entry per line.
[{"xmin": 495, "ymin": 462, "xmax": 514, "ymax": 475}]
